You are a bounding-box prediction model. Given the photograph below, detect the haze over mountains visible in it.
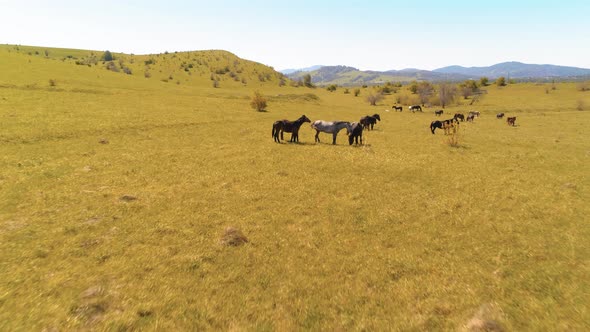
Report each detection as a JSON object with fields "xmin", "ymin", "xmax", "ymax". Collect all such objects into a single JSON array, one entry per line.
[{"xmin": 281, "ymin": 61, "xmax": 590, "ymax": 86}]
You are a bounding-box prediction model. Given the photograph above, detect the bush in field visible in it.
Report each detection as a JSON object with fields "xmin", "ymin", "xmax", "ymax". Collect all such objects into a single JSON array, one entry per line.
[
  {"xmin": 366, "ymin": 92, "xmax": 384, "ymax": 106},
  {"xmin": 250, "ymin": 91, "xmax": 267, "ymax": 111},
  {"xmin": 106, "ymin": 61, "xmax": 119, "ymax": 72},
  {"xmin": 344, "ymin": 88, "xmax": 350, "ymax": 94},
  {"xmin": 49, "ymin": 79, "xmax": 57, "ymax": 87},
  {"xmin": 354, "ymin": 88, "xmax": 360, "ymax": 97},
  {"xmin": 577, "ymin": 82, "xmax": 589, "ymax": 91},
  {"xmin": 479, "ymin": 77, "xmax": 489, "ymax": 86},
  {"xmin": 496, "ymin": 77, "xmax": 506, "ymax": 86},
  {"xmin": 326, "ymin": 84, "xmax": 337, "ymax": 92}
]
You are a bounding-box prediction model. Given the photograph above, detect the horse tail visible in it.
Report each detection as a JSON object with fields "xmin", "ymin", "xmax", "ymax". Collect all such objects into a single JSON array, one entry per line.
[{"xmin": 272, "ymin": 123, "xmax": 276, "ymax": 137}]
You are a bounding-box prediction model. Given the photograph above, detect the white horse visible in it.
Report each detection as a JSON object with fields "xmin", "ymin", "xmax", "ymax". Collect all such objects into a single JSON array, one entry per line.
[{"xmin": 310, "ymin": 120, "xmax": 352, "ymax": 145}]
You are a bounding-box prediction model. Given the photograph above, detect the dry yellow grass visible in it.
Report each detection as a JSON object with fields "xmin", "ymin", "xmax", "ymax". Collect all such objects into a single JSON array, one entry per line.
[{"xmin": 1, "ymin": 44, "xmax": 589, "ymax": 330}]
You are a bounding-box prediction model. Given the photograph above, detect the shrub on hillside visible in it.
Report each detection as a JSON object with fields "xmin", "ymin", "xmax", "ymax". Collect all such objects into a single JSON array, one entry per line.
[
  {"xmin": 102, "ymin": 50, "xmax": 114, "ymax": 61},
  {"xmin": 496, "ymin": 77, "xmax": 506, "ymax": 86},
  {"xmin": 250, "ymin": 91, "xmax": 267, "ymax": 111},
  {"xmin": 106, "ymin": 61, "xmax": 119, "ymax": 72},
  {"xmin": 49, "ymin": 79, "xmax": 57, "ymax": 87},
  {"xmin": 354, "ymin": 88, "xmax": 360, "ymax": 97},
  {"xmin": 326, "ymin": 84, "xmax": 337, "ymax": 92}
]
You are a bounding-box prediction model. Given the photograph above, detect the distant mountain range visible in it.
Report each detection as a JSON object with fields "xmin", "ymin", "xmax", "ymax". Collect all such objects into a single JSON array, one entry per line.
[
  {"xmin": 282, "ymin": 61, "xmax": 590, "ymax": 86},
  {"xmin": 279, "ymin": 65, "xmax": 324, "ymax": 75}
]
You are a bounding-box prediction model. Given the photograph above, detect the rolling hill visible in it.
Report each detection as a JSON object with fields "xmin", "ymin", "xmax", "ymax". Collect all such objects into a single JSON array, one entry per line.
[
  {"xmin": 0, "ymin": 44, "xmax": 288, "ymax": 89},
  {"xmin": 285, "ymin": 62, "xmax": 590, "ymax": 86},
  {"xmin": 434, "ymin": 61, "xmax": 590, "ymax": 79}
]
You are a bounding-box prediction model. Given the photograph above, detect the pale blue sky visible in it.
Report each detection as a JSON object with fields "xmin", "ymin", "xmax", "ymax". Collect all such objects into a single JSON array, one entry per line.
[{"xmin": 2, "ymin": 0, "xmax": 589, "ymax": 70}]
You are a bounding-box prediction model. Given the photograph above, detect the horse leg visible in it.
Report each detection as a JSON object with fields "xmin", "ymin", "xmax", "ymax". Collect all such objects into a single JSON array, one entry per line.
[
  {"xmin": 315, "ymin": 130, "xmax": 320, "ymax": 143},
  {"xmin": 332, "ymin": 133, "xmax": 337, "ymax": 145}
]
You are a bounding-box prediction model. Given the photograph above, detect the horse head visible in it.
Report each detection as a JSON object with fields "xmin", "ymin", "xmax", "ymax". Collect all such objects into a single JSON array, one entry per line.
[
  {"xmin": 299, "ymin": 115, "xmax": 311, "ymax": 123},
  {"xmin": 372, "ymin": 114, "xmax": 381, "ymax": 121}
]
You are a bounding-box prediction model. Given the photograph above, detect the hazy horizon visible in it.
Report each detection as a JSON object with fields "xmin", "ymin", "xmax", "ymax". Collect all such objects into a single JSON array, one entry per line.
[{"xmin": 2, "ymin": 0, "xmax": 589, "ymax": 71}]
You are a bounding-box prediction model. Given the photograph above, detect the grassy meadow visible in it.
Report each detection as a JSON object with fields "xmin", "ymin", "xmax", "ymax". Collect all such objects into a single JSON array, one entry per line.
[{"xmin": 1, "ymin": 45, "xmax": 589, "ymax": 330}]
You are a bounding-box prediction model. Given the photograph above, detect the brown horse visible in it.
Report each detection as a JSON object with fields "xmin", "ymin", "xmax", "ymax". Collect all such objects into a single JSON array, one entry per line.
[
  {"xmin": 506, "ymin": 117, "xmax": 516, "ymax": 126},
  {"xmin": 272, "ymin": 115, "xmax": 311, "ymax": 143},
  {"xmin": 392, "ymin": 106, "xmax": 403, "ymax": 112}
]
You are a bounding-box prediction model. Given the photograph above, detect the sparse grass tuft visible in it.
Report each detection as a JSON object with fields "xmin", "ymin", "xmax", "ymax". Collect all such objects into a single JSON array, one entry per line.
[{"xmin": 220, "ymin": 227, "xmax": 248, "ymax": 246}]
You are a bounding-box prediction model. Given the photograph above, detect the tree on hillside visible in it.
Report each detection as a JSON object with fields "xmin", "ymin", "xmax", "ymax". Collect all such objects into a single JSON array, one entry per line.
[
  {"xmin": 496, "ymin": 76, "xmax": 506, "ymax": 86},
  {"xmin": 102, "ymin": 50, "xmax": 114, "ymax": 61},
  {"xmin": 460, "ymin": 79, "xmax": 479, "ymax": 99},
  {"xmin": 438, "ymin": 83, "xmax": 457, "ymax": 108},
  {"xmin": 480, "ymin": 77, "xmax": 489, "ymax": 86},
  {"xmin": 417, "ymin": 82, "xmax": 434, "ymax": 106},
  {"xmin": 303, "ymin": 74, "xmax": 314, "ymax": 88},
  {"xmin": 408, "ymin": 80, "xmax": 418, "ymax": 94}
]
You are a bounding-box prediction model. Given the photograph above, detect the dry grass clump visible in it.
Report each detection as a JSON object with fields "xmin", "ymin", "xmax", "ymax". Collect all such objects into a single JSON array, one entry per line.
[{"xmin": 221, "ymin": 227, "xmax": 248, "ymax": 246}]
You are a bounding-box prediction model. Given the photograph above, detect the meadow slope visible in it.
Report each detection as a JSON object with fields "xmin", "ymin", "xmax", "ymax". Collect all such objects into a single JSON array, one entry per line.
[{"xmin": 1, "ymin": 46, "xmax": 589, "ymax": 330}]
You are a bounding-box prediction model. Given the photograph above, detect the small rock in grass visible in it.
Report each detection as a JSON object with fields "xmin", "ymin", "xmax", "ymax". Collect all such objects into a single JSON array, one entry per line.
[
  {"xmin": 98, "ymin": 138, "xmax": 109, "ymax": 144},
  {"xmin": 119, "ymin": 195, "xmax": 137, "ymax": 202}
]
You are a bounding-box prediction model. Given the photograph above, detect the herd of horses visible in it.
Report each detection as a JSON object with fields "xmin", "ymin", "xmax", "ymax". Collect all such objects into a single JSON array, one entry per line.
[
  {"xmin": 272, "ymin": 106, "xmax": 517, "ymax": 145},
  {"xmin": 272, "ymin": 113, "xmax": 381, "ymax": 145},
  {"xmin": 430, "ymin": 110, "xmax": 517, "ymax": 134}
]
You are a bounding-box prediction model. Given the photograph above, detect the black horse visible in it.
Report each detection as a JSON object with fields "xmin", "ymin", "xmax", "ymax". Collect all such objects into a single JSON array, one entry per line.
[
  {"xmin": 409, "ymin": 105, "xmax": 422, "ymax": 112},
  {"xmin": 496, "ymin": 113, "xmax": 505, "ymax": 119},
  {"xmin": 431, "ymin": 118, "xmax": 458, "ymax": 134},
  {"xmin": 360, "ymin": 114, "xmax": 381, "ymax": 130},
  {"xmin": 454, "ymin": 113, "xmax": 465, "ymax": 122},
  {"xmin": 272, "ymin": 115, "xmax": 311, "ymax": 143},
  {"xmin": 392, "ymin": 106, "xmax": 403, "ymax": 112},
  {"xmin": 348, "ymin": 122, "xmax": 363, "ymax": 145},
  {"xmin": 435, "ymin": 110, "xmax": 444, "ymax": 116}
]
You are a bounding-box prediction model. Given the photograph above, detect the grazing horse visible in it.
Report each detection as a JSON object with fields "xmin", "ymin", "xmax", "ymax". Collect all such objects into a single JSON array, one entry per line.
[
  {"xmin": 348, "ymin": 122, "xmax": 363, "ymax": 145},
  {"xmin": 454, "ymin": 113, "xmax": 465, "ymax": 122},
  {"xmin": 466, "ymin": 113, "xmax": 475, "ymax": 122},
  {"xmin": 392, "ymin": 106, "xmax": 403, "ymax": 112},
  {"xmin": 496, "ymin": 112, "xmax": 505, "ymax": 119},
  {"xmin": 409, "ymin": 105, "xmax": 422, "ymax": 112},
  {"xmin": 311, "ymin": 120, "xmax": 352, "ymax": 145},
  {"xmin": 360, "ymin": 113, "xmax": 381, "ymax": 130},
  {"xmin": 431, "ymin": 118, "xmax": 458, "ymax": 134},
  {"xmin": 506, "ymin": 117, "xmax": 516, "ymax": 126},
  {"xmin": 435, "ymin": 110, "xmax": 444, "ymax": 116},
  {"xmin": 468, "ymin": 111, "xmax": 480, "ymax": 118},
  {"xmin": 272, "ymin": 115, "xmax": 311, "ymax": 143}
]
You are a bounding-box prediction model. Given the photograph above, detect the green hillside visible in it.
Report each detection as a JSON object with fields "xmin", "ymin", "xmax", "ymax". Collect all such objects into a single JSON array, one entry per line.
[{"xmin": 0, "ymin": 44, "xmax": 287, "ymax": 89}]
